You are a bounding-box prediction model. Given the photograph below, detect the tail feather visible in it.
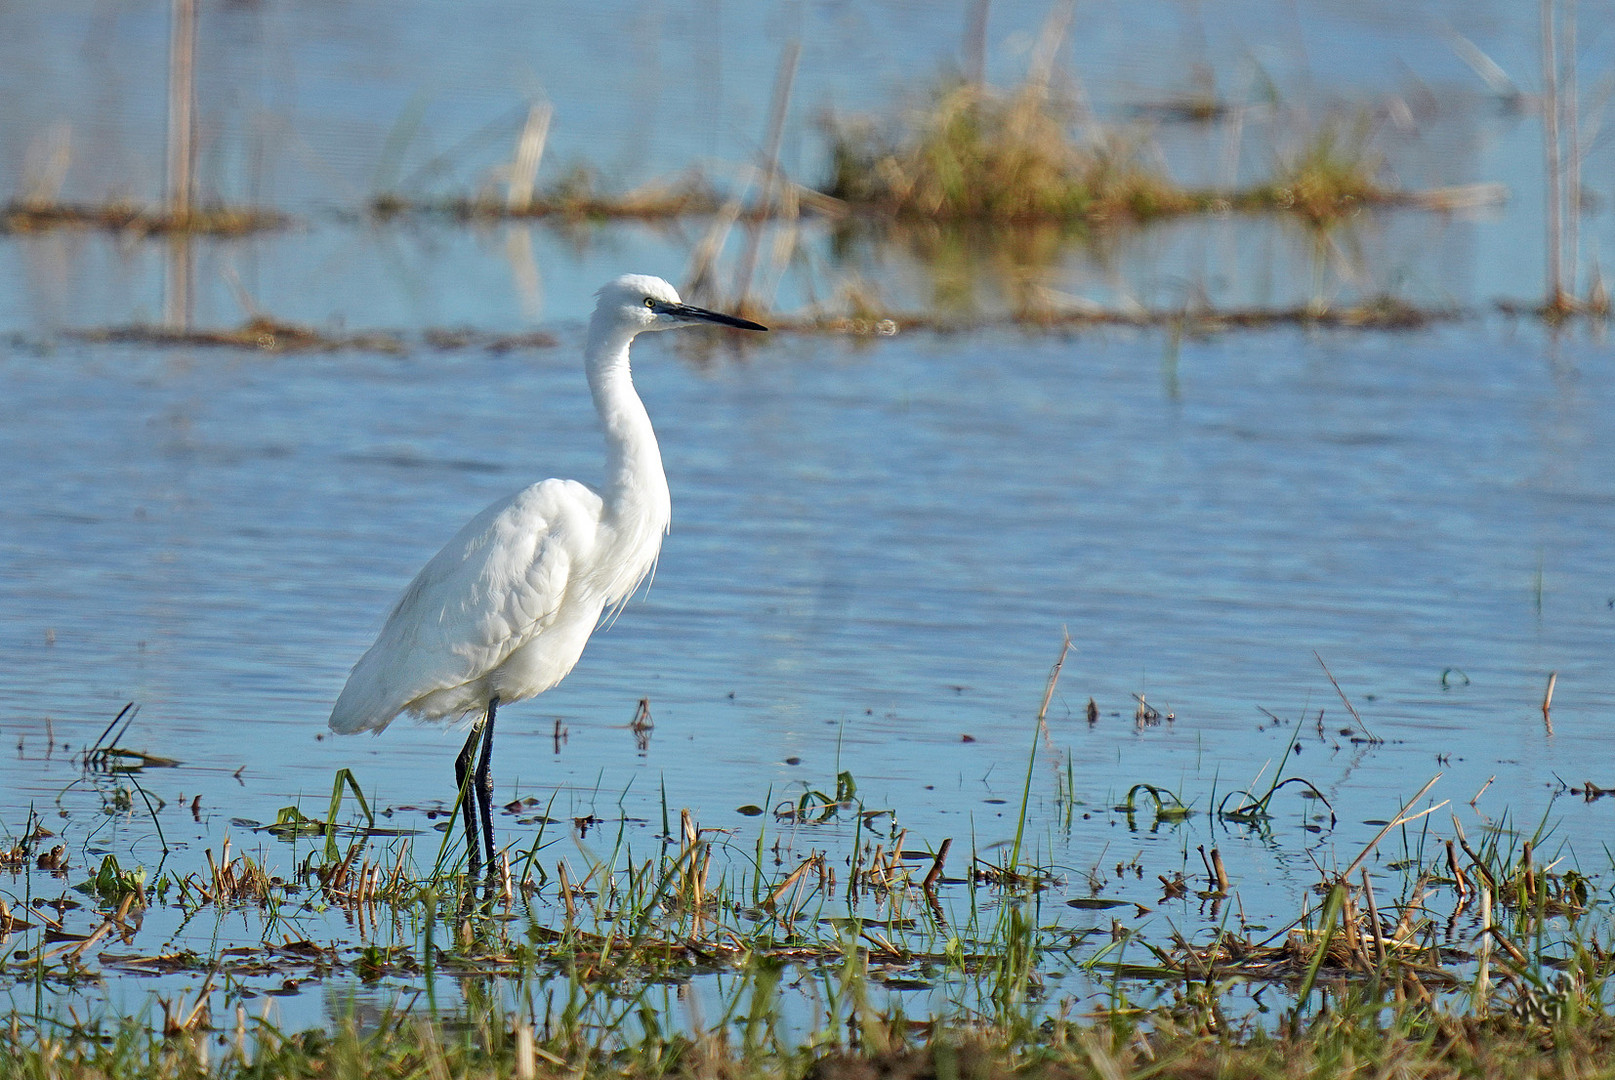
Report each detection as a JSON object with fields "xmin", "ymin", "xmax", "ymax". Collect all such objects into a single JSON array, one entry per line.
[{"xmin": 328, "ymin": 649, "xmax": 403, "ymax": 735}]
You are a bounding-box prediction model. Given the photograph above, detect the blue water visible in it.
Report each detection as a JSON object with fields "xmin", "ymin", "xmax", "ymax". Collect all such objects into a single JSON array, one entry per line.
[
  {"xmin": 2, "ymin": 0, "xmax": 1614, "ymax": 1035},
  {"xmin": 3, "ymin": 0, "xmax": 1613, "ymax": 326},
  {"xmin": 4, "ymin": 314, "xmax": 1612, "ymax": 1015}
]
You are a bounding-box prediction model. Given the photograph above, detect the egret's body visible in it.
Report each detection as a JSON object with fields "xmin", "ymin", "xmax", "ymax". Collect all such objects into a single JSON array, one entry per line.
[{"xmin": 330, "ymin": 275, "xmax": 766, "ymax": 873}]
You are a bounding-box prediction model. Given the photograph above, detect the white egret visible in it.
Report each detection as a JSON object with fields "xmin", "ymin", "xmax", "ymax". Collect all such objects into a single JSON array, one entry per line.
[{"xmin": 329, "ymin": 274, "xmax": 767, "ymax": 874}]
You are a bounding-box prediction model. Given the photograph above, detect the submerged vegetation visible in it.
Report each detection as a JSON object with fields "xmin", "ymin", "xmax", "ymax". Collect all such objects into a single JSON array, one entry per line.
[{"xmin": 5, "ymin": 685, "xmax": 1615, "ymax": 1078}]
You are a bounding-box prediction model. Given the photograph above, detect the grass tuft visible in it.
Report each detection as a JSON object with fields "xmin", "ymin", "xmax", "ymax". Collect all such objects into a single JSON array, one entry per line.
[
  {"xmin": 821, "ymin": 76, "xmax": 1410, "ymax": 233},
  {"xmin": 823, "ymin": 80, "xmax": 1197, "ymax": 223},
  {"xmin": 1249, "ymin": 113, "xmax": 1388, "ymax": 226}
]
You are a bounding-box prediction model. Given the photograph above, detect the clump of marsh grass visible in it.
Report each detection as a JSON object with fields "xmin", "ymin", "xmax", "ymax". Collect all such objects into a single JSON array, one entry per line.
[
  {"xmin": 823, "ymin": 79, "xmax": 1196, "ymax": 223},
  {"xmin": 820, "ymin": 60, "xmax": 1425, "ymax": 236},
  {"xmin": 1244, "ymin": 113, "xmax": 1389, "ymax": 227}
]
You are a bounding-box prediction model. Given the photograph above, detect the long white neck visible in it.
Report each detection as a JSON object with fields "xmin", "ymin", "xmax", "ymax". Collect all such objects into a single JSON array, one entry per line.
[{"xmin": 585, "ymin": 318, "xmax": 672, "ymax": 542}]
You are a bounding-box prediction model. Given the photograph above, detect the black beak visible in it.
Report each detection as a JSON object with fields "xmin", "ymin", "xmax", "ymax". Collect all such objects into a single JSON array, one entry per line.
[{"xmin": 655, "ymin": 300, "xmax": 769, "ymax": 332}]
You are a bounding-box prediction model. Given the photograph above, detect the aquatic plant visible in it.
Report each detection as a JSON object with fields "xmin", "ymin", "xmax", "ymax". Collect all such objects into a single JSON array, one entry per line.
[
  {"xmin": 823, "ymin": 79, "xmax": 1196, "ymax": 224},
  {"xmin": 1241, "ymin": 113, "xmax": 1388, "ymax": 227}
]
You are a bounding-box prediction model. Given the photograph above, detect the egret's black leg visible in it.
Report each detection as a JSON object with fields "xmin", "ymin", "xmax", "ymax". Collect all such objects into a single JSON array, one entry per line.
[
  {"xmin": 474, "ymin": 696, "xmax": 500, "ymax": 875},
  {"xmin": 454, "ymin": 723, "xmax": 483, "ymax": 876}
]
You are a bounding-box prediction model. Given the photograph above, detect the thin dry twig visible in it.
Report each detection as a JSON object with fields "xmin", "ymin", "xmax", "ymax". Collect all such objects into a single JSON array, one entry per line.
[
  {"xmin": 732, "ymin": 39, "xmax": 800, "ymax": 312},
  {"xmin": 506, "ymin": 102, "xmax": 552, "ymax": 213},
  {"xmin": 1446, "ymin": 839, "xmax": 1471, "ymax": 901},
  {"xmin": 1038, "ymin": 630, "xmax": 1073, "ymax": 727},
  {"xmin": 1340, "ymin": 774, "xmax": 1444, "ymax": 880},
  {"xmin": 924, "ymin": 838, "xmax": 952, "ymax": 891},
  {"xmin": 1361, "ymin": 870, "xmax": 1387, "ymax": 969},
  {"xmin": 1314, "ymin": 651, "xmax": 1379, "ymax": 743},
  {"xmin": 765, "ymin": 856, "xmax": 821, "ymax": 914}
]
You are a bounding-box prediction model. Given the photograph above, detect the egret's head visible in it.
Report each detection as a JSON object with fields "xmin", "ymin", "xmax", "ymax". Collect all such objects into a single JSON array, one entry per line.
[{"xmin": 594, "ymin": 274, "xmax": 768, "ymax": 335}]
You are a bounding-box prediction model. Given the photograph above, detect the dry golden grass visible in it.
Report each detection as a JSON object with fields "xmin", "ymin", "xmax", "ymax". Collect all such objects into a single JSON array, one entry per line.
[
  {"xmin": 824, "ymin": 81, "xmax": 1201, "ymax": 223},
  {"xmin": 822, "ymin": 78, "xmax": 1413, "ymax": 233},
  {"xmin": 1, "ymin": 201, "xmax": 285, "ymax": 236},
  {"xmin": 1238, "ymin": 115, "xmax": 1390, "ymax": 226}
]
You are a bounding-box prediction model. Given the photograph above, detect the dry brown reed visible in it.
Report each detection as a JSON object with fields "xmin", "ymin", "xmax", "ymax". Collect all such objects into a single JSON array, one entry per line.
[
  {"xmin": 69, "ymin": 317, "xmax": 405, "ymax": 353},
  {"xmin": 1, "ymin": 202, "xmax": 286, "ymax": 237},
  {"xmin": 370, "ymin": 172, "xmax": 719, "ymax": 223}
]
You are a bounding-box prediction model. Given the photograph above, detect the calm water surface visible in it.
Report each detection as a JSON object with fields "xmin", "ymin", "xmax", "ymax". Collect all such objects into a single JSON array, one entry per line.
[{"xmin": 2, "ymin": 310, "xmax": 1612, "ymax": 1023}]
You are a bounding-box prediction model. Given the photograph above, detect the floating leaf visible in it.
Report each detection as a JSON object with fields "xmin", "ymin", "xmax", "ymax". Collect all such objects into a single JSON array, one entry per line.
[
  {"xmin": 264, "ymin": 805, "xmax": 327, "ymax": 840},
  {"xmin": 98, "ymin": 747, "xmax": 183, "ymax": 771},
  {"xmin": 73, "ymin": 854, "xmax": 145, "ymax": 904}
]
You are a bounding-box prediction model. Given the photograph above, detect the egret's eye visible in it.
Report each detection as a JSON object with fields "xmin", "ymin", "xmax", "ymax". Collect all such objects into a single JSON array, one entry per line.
[{"xmin": 644, "ymin": 297, "xmax": 656, "ymax": 309}]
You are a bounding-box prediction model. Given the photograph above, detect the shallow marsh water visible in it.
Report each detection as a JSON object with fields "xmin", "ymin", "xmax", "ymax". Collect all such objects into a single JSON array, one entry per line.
[
  {"xmin": 1, "ymin": 0, "xmax": 1615, "ymax": 1039},
  {"xmin": 3, "ymin": 305, "xmax": 1613, "ymax": 1028}
]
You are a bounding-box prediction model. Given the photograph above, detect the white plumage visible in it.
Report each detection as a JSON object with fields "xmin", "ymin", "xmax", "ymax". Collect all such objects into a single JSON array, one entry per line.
[
  {"xmin": 329, "ymin": 274, "xmax": 766, "ymax": 873},
  {"xmin": 329, "ymin": 478, "xmax": 608, "ymax": 733}
]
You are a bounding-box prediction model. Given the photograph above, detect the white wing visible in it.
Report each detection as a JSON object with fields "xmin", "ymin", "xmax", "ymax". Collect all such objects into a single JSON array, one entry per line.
[{"xmin": 329, "ymin": 478, "xmax": 602, "ymax": 733}]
